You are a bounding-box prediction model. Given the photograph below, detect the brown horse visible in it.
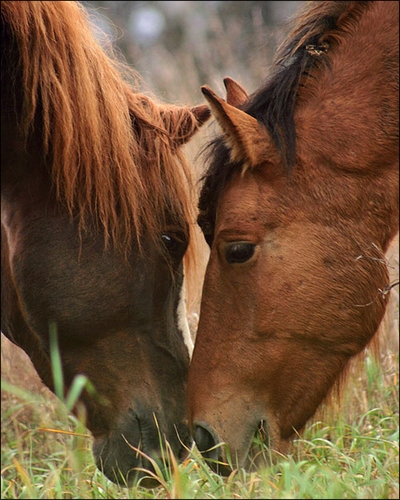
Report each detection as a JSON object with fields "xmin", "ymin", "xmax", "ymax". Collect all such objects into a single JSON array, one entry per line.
[
  {"xmin": 187, "ymin": 0, "xmax": 399, "ymax": 474},
  {"xmin": 1, "ymin": 0, "xmax": 209, "ymax": 487}
]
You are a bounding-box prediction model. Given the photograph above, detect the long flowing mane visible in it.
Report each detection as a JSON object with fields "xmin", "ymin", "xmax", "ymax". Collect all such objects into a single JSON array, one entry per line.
[{"xmin": 1, "ymin": 1, "xmax": 200, "ymax": 262}]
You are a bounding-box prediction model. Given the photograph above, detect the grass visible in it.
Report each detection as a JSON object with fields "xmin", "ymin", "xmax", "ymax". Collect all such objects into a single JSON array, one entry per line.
[{"xmin": 1, "ymin": 346, "xmax": 398, "ymax": 499}]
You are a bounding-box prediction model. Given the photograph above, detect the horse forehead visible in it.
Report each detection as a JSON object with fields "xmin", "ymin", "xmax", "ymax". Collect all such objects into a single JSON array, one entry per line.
[
  {"xmin": 217, "ymin": 174, "xmax": 261, "ymax": 217},
  {"xmin": 215, "ymin": 171, "xmax": 282, "ymax": 230}
]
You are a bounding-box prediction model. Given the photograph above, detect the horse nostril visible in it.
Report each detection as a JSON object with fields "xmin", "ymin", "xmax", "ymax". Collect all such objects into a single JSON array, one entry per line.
[{"xmin": 193, "ymin": 422, "xmax": 219, "ymax": 461}]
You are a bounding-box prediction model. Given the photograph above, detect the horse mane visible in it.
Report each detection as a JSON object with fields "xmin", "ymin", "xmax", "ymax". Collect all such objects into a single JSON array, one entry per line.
[
  {"xmin": 198, "ymin": 0, "xmax": 374, "ymax": 243},
  {"xmin": 248, "ymin": 0, "xmax": 372, "ymax": 170},
  {"xmin": 1, "ymin": 1, "xmax": 200, "ymax": 267}
]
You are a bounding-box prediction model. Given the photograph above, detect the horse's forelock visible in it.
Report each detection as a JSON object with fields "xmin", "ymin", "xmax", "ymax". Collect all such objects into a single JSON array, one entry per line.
[{"xmin": 1, "ymin": 1, "xmax": 198, "ymax": 269}]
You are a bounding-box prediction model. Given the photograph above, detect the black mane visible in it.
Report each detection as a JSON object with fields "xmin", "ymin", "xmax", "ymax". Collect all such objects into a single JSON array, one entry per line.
[{"xmin": 198, "ymin": 1, "xmax": 372, "ymax": 244}]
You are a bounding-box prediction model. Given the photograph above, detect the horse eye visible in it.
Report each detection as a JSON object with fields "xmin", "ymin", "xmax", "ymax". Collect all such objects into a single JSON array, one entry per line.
[
  {"xmin": 162, "ymin": 233, "xmax": 175, "ymax": 249},
  {"xmin": 161, "ymin": 232, "xmax": 187, "ymax": 258},
  {"xmin": 225, "ymin": 242, "xmax": 256, "ymax": 264}
]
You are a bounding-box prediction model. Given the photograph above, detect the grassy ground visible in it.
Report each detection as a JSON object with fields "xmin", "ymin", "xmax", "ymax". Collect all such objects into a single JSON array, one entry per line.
[{"xmin": 1, "ymin": 322, "xmax": 398, "ymax": 499}]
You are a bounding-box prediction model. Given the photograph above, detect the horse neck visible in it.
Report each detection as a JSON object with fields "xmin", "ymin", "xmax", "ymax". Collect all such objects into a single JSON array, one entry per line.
[
  {"xmin": 296, "ymin": 1, "xmax": 398, "ymax": 171},
  {"xmin": 294, "ymin": 2, "xmax": 398, "ymax": 251}
]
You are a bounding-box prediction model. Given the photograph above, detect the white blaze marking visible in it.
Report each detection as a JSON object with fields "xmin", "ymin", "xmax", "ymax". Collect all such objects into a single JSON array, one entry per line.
[{"xmin": 177, "ymin": 272, "xmax": 194, "ymax": 357}]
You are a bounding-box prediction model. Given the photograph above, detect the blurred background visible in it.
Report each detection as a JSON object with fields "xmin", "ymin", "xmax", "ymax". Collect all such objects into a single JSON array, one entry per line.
[{"xmin": 81, "ymin": 1, "xmax": 305, "ymax": 104}]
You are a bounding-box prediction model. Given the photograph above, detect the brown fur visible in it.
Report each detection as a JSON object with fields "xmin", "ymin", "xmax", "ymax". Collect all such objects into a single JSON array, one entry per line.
[{"xmin": 188, "ymin": 0, "xmax": 398, "ymax": 475}]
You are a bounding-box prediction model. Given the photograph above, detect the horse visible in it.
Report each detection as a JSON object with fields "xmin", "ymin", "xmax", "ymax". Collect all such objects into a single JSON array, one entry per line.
[
  {"xmin": 187, "ymin": 0, "xmax": 399, "ymax": 475},
  {"xmin": 1, "ymin": 1, "xmax": 210, "ymax": 487}
]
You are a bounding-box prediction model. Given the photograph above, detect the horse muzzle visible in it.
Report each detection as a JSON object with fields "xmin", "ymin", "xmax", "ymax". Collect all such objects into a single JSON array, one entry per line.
[
  {"xmin": 193, "ymin": 418, "xmax": 272, "ymax": 476},
  {"xmin": 92, "ymin": 408, "xmax": 192, "ymax": 487}
]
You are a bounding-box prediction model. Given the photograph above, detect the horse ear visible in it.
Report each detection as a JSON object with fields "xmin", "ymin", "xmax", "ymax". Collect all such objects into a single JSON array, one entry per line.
[
  {"xmin": 189, "ymin": 103, "xmax": 212, "ymax": 131},
  {"xmin": 201, "ymin": 85, "xmax": 274, "ymax": 168},
  {"xmin": 223, "ymin": 77, "xmax": 248, "ymax": 107},
  {"xmin": 161, "ymin": 104, "xmax": 211, "ymax": 146}
]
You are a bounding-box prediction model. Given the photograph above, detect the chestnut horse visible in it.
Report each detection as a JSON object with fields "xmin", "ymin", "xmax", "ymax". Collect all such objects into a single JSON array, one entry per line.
[
  {"xmin": 1, "ymin": 1, "xmax": 209, "ymax": 487},
  {"xmin": 188, "ymin": 0, "xmax": 399, "ymax": 474}
]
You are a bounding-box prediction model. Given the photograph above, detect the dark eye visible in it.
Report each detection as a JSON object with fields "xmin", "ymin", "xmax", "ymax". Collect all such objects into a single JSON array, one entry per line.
[
  {"xmin": 162, "ymin": 233, "xmax": 177, "ymax": 251},
  {"xmin": 225, "ymin": 242, "xmax": 256, "ymax": 264},
  {"xmin": 161, "ymin": 232, "xmax": 187, "ymax": 259}
]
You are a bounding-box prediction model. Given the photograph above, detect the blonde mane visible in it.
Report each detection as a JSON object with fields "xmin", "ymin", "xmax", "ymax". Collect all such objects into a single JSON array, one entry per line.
[{"xmin": 1, "ymin": 0, "xmax": 201, "ymax": 277}]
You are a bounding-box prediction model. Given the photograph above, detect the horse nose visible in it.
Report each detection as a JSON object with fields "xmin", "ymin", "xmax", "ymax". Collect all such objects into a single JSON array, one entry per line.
[{"xmin": 193, "ymin": 422, "xmax": 219, "ymax": 461}]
